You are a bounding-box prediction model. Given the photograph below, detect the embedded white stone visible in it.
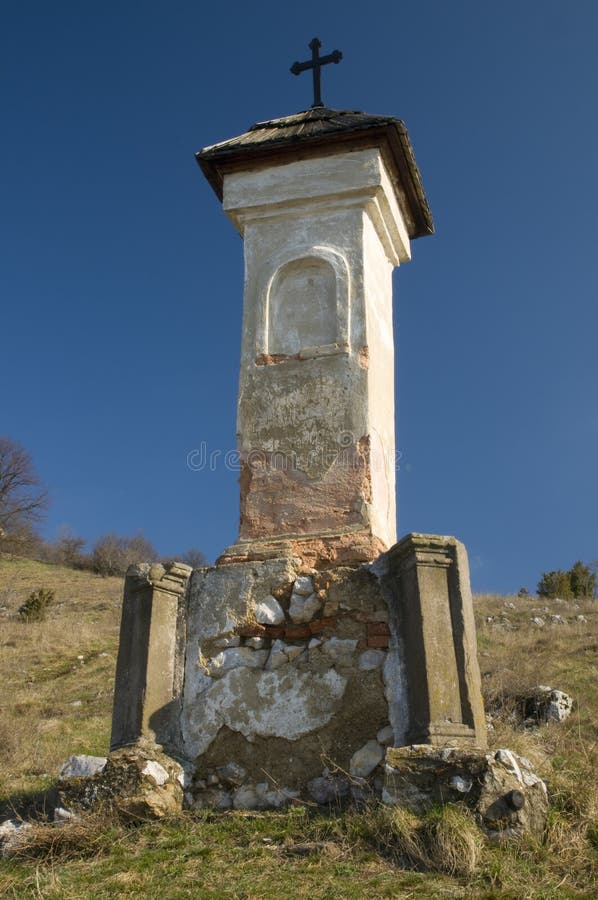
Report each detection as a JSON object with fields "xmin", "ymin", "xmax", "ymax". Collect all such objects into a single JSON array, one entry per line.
[
  {"xmin": 213, "ymin": 635, "xmax": 241, "ymax": 649},
  {"xmin": 217, "ymin": 762, "xmax": 248, "ymax": 786},
  {"xmin": 494, "ymin": 749, "xmax": 523, "ymax": 784},
  {"xmin": 193, "ymin": 789, "xmax": 232, "ymax": 810},
  {"xmin": 289, "ymin": 591, "xmax": 321, "ymax": 623},
  {"xmin": 255, "ymin": 596, "xmax": 285, "ymax": 625},
  {"xmin": 308, "ymin": 637, "xmax": 322, "ymax": 649},
  {"xmin": 59, "ymin": 755, "xmax": 107, "ymax": 778},
  {"xmin": 450, "ymin": 775, "xmax": 473, "ymax": 793},
  {"xmin": 206, "ymin": 647, "xmax": 269, "ymax": 676},
  {"xmin": 265, "ymin": 787, "xmax": 300, "ymax": 809},
  {"xmin": 376, "ymin": 725, "xmax": 394, "ymax": 746},
  {"xmin": 141, "ymin": 760, "xmax": 169, "ymax": 786},
  {"xmin": 255, "ymin": 781, "xmax": 270, "ymax": 803},
  {"xmin": 245, "ymin": 636, "xmax": 266, "ymax": 650},
  {"xmin": 284, "ymin": 644, "xmax": 305, "ymax": 662},
  {"xmin": 322, "ymin": 637, "xmax": 358, "ymax": 666},
  {"xmin": 350, "ymin": 740, "xmax": 384, "ymax": 777},
  {"xmin": 358, "ymin": 649, "xmax": 386, "ymax": 670},
  {"xmin": 53, "ymin": 807, "xmax": 76, "ymax": 822},
  {"xmin": 265, "ymin": 639, "xmax": 288, "ymax": 670},
  {"xmin": 293, "ymin": 576, "xmax": 314, "ymax": 597}
]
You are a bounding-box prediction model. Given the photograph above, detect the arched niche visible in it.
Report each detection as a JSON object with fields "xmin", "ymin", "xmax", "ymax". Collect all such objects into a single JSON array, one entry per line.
[
  {"xmin": 268, "ymin": 256, "xmax": 336, "ymax": 355},
  {"xmin": 260, "ymin": 248, "xmax": 350, "ymax": 359}
]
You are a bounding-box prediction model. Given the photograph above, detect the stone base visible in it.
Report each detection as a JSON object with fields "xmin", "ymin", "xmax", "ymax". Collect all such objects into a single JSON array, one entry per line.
[
  {"xmin": 383, "ymin": 745, "xmax": 549, "ymax": 840},
  {"xmin": 181, "ymin": 555, "xmax": 398, "ymax": 807},
  {"xmin": 110, "ymin": 533, "xmax": 487, "ymax": 809},
  {"xmin": 216, "ymin": 527, "xmax": 387, "ymax": 569}
]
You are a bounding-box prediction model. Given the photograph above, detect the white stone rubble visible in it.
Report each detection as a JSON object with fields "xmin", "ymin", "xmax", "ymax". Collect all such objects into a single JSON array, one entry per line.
[
  {"xmin": 205, "ymin": 647, "xmax": 269, "ymax": 676},
  {"xmin": 255, "ymin": 596, "xmax": 285, "ymax": 625},
  {"xmin": 376, "ymin": 725, "xmax": 394, "ymax": 746},
  {"xmin": 59, "ymin": 755, "xmax": 108, "ymax": 778},
  {"xmin": 289, "ymin": 591, "xmax": 321, "ymax": 623},
  {"xmin": 323, "ymin": 637, "xmax": 358, "ymax": 666},
  {"xmin": 350, "ymin": 740, "xmax": 384, "ymax": 777},
  {"xmin": 265, "ymin": 639, "xmax": 288, "ymax": 670},
  {"xmin": 292, "ymin": 576, "xmax": 314, "ymax": 596},
  {"xmin": 0, "ymin": 819, "xmax": 31, "ymax": 858},
  {"xmin": 141, "ymin": 760, "xmax": 169, "ymax": 786}
]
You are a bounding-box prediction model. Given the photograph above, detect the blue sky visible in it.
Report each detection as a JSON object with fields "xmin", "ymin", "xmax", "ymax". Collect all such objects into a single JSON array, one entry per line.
[{"xmin": 2, "ymin": 1, "xmax": 597, "ymax": 592}]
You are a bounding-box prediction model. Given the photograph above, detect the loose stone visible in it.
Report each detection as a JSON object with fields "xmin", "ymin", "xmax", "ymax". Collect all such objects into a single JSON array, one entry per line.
[
  {"xmin": 59, "ymin": 755, "xmax": 108, "ymax": 778},
  {"xmin": 350, "ymin": 740, "xmax": 384, "ymax": 777}
]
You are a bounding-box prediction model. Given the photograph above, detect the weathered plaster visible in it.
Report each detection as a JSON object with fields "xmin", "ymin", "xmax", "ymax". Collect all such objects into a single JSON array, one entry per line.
[{"xmin": 221, "ymin": 148, "xmax": 410, "ymax": 557}]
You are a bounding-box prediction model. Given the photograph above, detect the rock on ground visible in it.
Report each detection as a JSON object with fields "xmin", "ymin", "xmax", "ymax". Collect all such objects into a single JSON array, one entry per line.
[{"xmin": 384, "ymin": 745, "xmax": 549, "ymax": 840}]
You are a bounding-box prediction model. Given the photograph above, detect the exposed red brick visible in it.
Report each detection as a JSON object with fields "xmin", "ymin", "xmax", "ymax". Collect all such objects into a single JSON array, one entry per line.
[
  {"xmin": 284, "ymin": 624, "xmax": 312, "ymax": 640},
  {"xmin": 367, "ymin": 635, "xmax": 389, "ymax": 649},
  {"xmin": 237, "ymin": 623, "xmax": 266, "ymax": 638},
  {"xmin": 367, "ymin": 622, "xmax": 390, "ymax": 636},
  {"xmin": 263, "ymin": 625, "xmax": 285, "ymax": 639},
  {"xmin": 255, "ymin": 352, "xmax": 300, "ymax": 366},
  {"xmin": 308, "ymin": 617, "xmax": 337, "ymax": 635},
  {"xmin": 217, "ymin": 531, "xmax": 388, "ymax": 570}
]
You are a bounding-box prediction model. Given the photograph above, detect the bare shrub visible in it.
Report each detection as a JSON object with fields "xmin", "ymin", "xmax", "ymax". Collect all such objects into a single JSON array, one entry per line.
[
  {"xmin": 180, "ymin": 548, "xmax": 208, "ymax": 568},
  {"xmin": 91, "ymin": 533, "xmax": 157, "ymax": 576}
]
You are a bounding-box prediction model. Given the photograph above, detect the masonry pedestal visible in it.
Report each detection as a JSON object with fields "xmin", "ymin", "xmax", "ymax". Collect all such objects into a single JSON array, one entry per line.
[{"xmin": 110, "ymin": 535, "xmax": 486, "ymax": 808}]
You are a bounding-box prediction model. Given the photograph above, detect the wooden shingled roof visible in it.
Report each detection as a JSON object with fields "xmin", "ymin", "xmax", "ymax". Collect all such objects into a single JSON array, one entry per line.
[{"xmin": 196, "ymin": 107, "xmax": 434, "ymax": 240}]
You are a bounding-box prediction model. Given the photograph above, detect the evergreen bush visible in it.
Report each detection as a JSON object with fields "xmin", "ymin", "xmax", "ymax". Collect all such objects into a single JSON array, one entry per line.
[{"xmin": 18, "ymin": 587, "xmax": 55, "ymax": 622}]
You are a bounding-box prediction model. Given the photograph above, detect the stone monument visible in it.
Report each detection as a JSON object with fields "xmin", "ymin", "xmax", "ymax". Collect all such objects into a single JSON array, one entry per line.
[{"xmin": 110, "ymin": 41, "xmax": 487, "ymax": 809}]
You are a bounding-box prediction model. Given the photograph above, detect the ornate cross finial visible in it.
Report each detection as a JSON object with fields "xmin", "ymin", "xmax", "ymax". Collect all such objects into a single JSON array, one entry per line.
[{"xmin": 290, "ymin": 38, "xmax": 343, "ymax": 109}]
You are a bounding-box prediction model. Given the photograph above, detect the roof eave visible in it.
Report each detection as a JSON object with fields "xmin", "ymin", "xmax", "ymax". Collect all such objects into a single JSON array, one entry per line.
[{"xmin": 196, "ymin": 120, "xmax": 433, "ymax": 240}]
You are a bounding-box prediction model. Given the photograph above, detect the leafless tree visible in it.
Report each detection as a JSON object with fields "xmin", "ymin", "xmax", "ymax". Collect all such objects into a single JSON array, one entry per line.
[
  {"xmin": 0, "ymin": 437, "xmax": 47, "ymax": 553},
  {"xmin": 180, "ymin": 547, "xmax": 208, "ymax": 568},
  {"xmin": 91, "ymin": 532, "xmax": 157, "ymax": 576}
]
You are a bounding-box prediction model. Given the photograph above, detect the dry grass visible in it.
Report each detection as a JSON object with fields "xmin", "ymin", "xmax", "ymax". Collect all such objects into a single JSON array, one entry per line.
[
  {"xmin": 0, "ymin": 556, "xmax": 122, "ymax": 805},
  {"xmin": 0, "ymin": 560, "xmax": 597, "ymax": 897}
]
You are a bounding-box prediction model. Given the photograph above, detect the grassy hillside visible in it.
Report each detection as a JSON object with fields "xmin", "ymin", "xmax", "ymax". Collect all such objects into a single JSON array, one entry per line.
[
  {"xmin": 0, "ymin": 558, "xmax": 122, "ymax": 802},
  {"xmin": 0, "ymin": 558, "xmax": 596, "ymax": 898}
]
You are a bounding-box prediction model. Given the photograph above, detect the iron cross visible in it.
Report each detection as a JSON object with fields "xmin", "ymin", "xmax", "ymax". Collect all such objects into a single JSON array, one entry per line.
[{"xmin": 290, "ymin": 38, "xmax": 343, "ymax": 109}]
